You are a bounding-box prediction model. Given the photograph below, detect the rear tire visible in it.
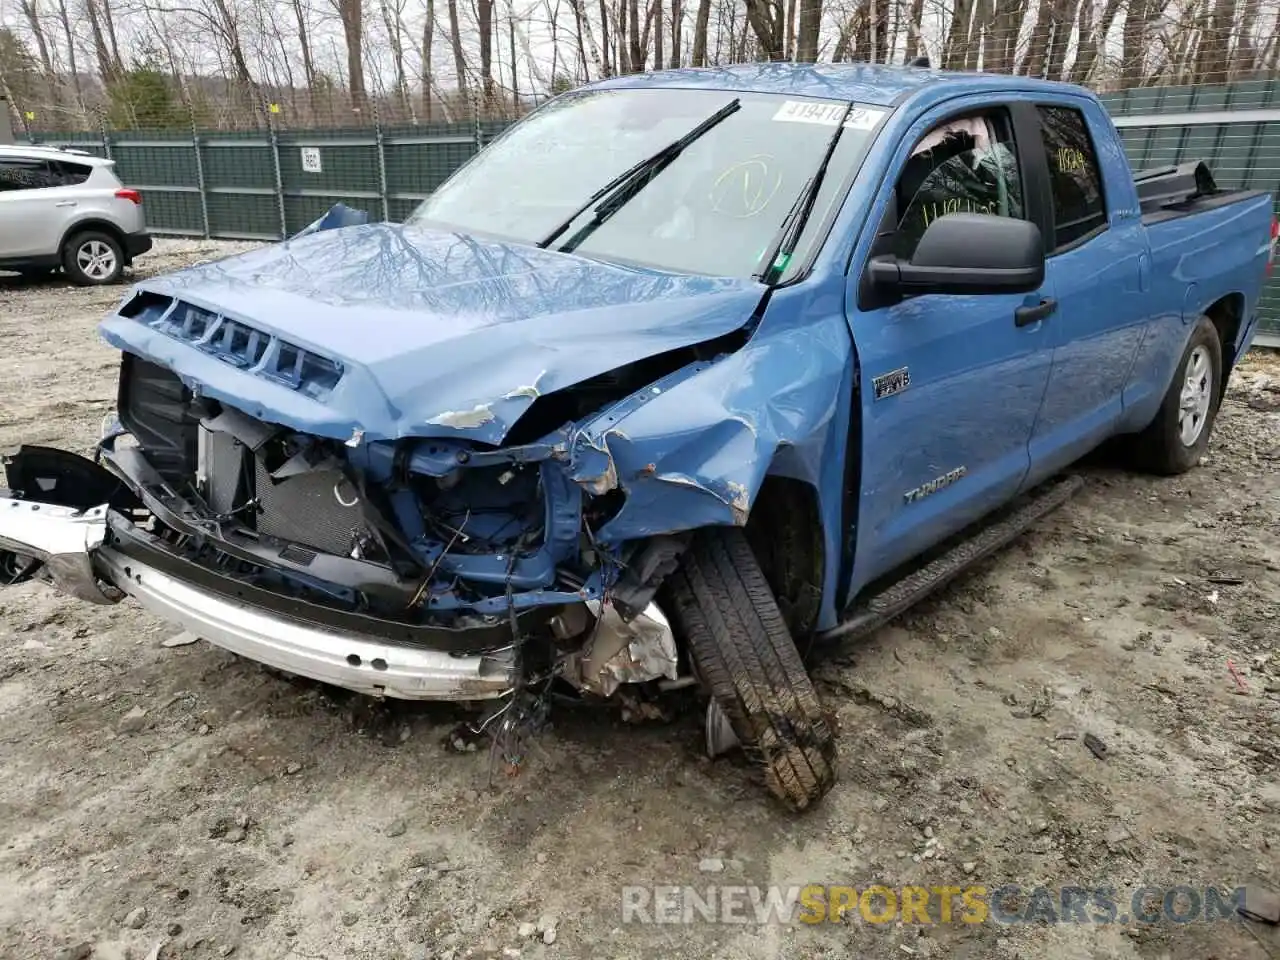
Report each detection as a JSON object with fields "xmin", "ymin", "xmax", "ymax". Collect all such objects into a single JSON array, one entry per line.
[
  {"xmin": 1130, "ymin": 315, "xmax": 1223, "ymax": 475},
  {"xmin": 661, "ymin": 527, "xmax": 837, "ymax": 811},
  {"xmin": 62, "ymin": 231, "xmax": 124, "ymax": 286}
]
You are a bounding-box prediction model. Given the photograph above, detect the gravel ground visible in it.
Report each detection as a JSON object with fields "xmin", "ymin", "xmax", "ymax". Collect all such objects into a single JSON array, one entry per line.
[{"xmin": 1, "ymin": 240, "xmax": 1278, "ymax": 960}]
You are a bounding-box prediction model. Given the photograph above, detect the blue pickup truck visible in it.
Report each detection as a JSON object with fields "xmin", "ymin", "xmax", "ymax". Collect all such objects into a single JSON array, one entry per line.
[{"xmin": 2, "ymin": 63, "xmax": 1274, "ymax": 810}]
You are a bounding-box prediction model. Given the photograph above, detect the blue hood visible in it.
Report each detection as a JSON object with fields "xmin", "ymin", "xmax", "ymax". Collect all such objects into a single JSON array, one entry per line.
[{"xmin": 99, "ymin": 223, "xmax": 765, "ymax": 444}]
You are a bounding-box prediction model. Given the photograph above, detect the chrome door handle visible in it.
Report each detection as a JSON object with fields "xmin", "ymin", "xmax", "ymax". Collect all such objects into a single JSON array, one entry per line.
[{"xmin": 55, "ymin": 201, "xmax": 77, "ymax": 207}]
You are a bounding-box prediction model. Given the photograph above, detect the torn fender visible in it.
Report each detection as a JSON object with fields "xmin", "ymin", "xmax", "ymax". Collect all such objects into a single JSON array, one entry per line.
[{"xmin": 573, "ymin": 301, "xmax": 856, "ymax": 629}]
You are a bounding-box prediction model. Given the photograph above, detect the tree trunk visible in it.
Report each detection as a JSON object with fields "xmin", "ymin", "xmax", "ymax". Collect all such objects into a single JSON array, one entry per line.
[
  {"xmin": 670, "ymin": 0, "xmax": 682, "ymax": 66},
  {"xmin": 743, "ymin": 0, "xmax": 786, "ymax": 59},
  {"xmin": 17, "ymin": 1, "xmax": 55, "ymax": 79},
  {"xmin": 1122, "ymin": 0, "xmax": 1162, "ymax": 87},
  {"xmin": 447, "ymin": 0, "xmax": 468, "ymax": 90},
  {"xmin": 628, "ymin": 0, "xmax": 644, "ymax": 69},
  {"xmin": 1021, "ymin": 0, "xmax": 1053, "ymax": 76},
  {"xmin": 596, "ymin": 0, "xmax": 612, "ymax": 74},
  {"xmin": 943, "ymin": 0, "xmax": 974, "ymax": 68},
  {"xmin": 986, "ymin": 0, "xmax": 1023, "ymax": 73},
  {"xmin": 905, "ymin": 0, "xmax": 925, "ymax": 58},
  {"xmin": 796, "ymin": 0, "xmax": 820, "ymax": 60},
  {"xmin": 652, "ymin": 0, "xmax": 664, "ymax": 68},
  {"xmin": 1233, "ymin": 0, "xmax": 1260, "ymax": 75},
  {"xmin": 692, "ymin": 0, "xmax": 711, "ymax": 64},
  {"xmin": 292, "ymin": 0, "xmax": 318, "ymax": 89},
  {"xmin": 509, "ymin": 14, "xmax": 518, "ymax": 107},
  {"xmin": 785, "ymin": 0, "xmax": 797, "ymax": 58},
  {"xmin": 1045, "ymin": 0, "xmax": 1080, "ymax": 78},
  {"xmin": 478, "ymin": 0, "xmax": 496, "ymax": 103},
  {"xmin": 1070, "ymin": 0, "xmax": 1120, "ymax": 83},
  {"xmin": 55, "ymin": 0, "xmax": 83, "ymax": 110},
  {"xmin": 422, "ymin": 0, "xmax": 435, "ymax": 119},
  {"xmin": 84, "ymin": 0, "xmax": 120, "ymax": 85}
]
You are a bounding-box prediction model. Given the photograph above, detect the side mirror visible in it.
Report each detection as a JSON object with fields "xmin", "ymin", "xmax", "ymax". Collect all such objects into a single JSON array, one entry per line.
[{"xmin": 869, "ymin": 212, "xmax": 1045, "ymax": 297}]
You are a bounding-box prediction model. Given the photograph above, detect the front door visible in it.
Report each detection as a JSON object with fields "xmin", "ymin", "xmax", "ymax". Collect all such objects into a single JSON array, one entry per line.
[{"xmin": 845, "ymin": 102, "xmax": 1055, "ymax": 599}]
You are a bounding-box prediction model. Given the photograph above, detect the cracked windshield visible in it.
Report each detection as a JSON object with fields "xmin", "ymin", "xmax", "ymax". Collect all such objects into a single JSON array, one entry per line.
[{"xmin": 407, "ymin": 88, "xmax": 886, "ymax": 277}]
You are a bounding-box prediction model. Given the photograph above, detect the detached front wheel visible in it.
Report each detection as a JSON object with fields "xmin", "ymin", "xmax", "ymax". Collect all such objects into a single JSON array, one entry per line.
[{"xmin": 662, "ymin": 527, "xmax": 838, "ymax": 811}]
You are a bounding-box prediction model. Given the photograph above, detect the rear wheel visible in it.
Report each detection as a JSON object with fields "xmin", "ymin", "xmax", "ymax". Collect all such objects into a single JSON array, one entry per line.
[
  {"xmin": 62, "ymin": 231, "xmax": 124, "ymax": 286},
  {"xmin": 1130, "ymin": 315, "xmax": 1223, "ymax": 475},
  {"xmin": 661, "ymin": 527, "xmax": 837, "ymax": 811}
]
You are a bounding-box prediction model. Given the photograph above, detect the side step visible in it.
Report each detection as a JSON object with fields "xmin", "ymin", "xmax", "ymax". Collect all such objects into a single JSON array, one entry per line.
[{"xmin": 818, "ymin": 474, "xmax": 1085, "ymax": 645}]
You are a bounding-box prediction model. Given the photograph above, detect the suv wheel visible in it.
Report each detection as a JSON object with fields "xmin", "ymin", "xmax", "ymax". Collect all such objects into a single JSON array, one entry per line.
[{"xmin": 62, "ymin": 231, "xmax": 124, "ymax": 286}]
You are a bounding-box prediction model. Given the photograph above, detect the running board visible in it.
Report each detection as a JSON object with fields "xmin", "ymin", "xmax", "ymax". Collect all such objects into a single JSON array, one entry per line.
[{"xmin": 818, "ymin": 474, "xmax": 1085, "ymax": 645}]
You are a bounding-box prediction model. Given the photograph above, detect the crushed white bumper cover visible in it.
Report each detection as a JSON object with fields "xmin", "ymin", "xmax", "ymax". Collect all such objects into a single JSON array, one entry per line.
[{"xmin": 0, "ymin": 496, "xmax": 516, "ymax": 700}]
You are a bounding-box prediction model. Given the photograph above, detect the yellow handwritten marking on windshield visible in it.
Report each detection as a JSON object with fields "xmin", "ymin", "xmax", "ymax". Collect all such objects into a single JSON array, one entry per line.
[{"xmin": 710, "ymin": 155, "xmax": 782, "ymax": 218}]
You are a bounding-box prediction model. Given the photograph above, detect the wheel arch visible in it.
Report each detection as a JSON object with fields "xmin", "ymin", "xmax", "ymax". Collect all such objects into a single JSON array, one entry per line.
[
  {"xmin": 1197, "ymin": 293, "xmax": 1246, "ymax": 393},
  {"xmin": 58, "ymin": 218, "xmax": 127, "ymax": 258},
  {"xmin": 744, "ymin": 471, "xmax": 826, "ymax": 640}
]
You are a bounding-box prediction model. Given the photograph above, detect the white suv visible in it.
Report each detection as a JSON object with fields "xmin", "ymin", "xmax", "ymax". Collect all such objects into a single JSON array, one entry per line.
[{"xmin": 0, "ymin": 144, "xmax": 152, "ymax": 285}]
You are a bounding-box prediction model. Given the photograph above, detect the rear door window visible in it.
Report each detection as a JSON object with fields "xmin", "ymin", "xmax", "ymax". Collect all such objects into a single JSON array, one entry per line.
[
  {"xmin": 1036, "ymin": 106, "xmax": 1107, "ymax": 250},
  {"xmin": 0, "ymin": 158, "xmax": 59, "ymax": 192},
  {"xmin": 51, "ymin": 160, "xmax": 93, "ymax": 186}
]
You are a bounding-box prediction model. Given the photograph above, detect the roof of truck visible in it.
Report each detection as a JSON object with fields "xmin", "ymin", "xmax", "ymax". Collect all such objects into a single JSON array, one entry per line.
[{"xmin": 586, "ymin": 62, "xmax": 1092, "ymax": 107}]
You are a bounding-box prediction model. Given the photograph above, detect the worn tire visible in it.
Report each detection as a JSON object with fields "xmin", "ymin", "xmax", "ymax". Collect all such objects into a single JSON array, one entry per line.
[
  {"xmin": 1130, "ymin": 315, "xmax": 1223, "ymax": 475},
  {"xmin": 661, "ymin": 527, "xmax": 837, "ymax": 811},
  {"xmin": 62, "ymin": 230, "xmax": 124, "ymax": 286}
]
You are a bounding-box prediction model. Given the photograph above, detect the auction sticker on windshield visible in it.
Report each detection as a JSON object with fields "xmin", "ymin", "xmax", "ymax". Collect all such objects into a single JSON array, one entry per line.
[{"xmin": 772, "ymin": 101, "xmax": 885, "ymax": 130}]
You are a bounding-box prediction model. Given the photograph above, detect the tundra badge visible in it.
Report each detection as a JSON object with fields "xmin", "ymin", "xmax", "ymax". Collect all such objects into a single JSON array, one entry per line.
[
  {"xmin": 873, "ymin": 366, "xmax": 910, "ymax": 400},
  {"xmin": 904, "ymin": 466, "xmax": 967, "ymax": 504}
]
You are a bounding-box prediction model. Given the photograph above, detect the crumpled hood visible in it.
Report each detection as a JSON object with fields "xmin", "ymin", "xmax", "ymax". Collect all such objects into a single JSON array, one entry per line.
[{"xmin": 99, "ymin": 222, "xmax": 766, "ymax": 444}]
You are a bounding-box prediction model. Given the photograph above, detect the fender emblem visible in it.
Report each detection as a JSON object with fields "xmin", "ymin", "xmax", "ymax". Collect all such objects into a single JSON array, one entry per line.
[
  {"xmin": 904, "ymin": 466, "xmax": 967, "ymax": 504},
  {"xmin": 873, "ymin": 366, "xmax": 910, "ymax": 400}
]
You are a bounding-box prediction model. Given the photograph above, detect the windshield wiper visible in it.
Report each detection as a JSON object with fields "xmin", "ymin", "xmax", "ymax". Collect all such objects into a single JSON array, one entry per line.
[
  {"xmin": 754, "ymin": 101, "xmax": 856, "ymax": 286},
  {"xmin": 537, "ymin": 98, "xmax": 742, "ymax": 253}
]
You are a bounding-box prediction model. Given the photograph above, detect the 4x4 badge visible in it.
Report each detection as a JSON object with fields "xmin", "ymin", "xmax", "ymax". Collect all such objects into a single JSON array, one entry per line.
[{"xmin": 873, "ymin": 366, "xmax": 910, "ymax": 400}]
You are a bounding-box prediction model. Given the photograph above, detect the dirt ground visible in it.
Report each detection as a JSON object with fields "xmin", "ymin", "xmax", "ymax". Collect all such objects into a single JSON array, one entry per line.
[{"xmin": 1, "ymin": 240, "xmax": 1278, "ymax": 960}]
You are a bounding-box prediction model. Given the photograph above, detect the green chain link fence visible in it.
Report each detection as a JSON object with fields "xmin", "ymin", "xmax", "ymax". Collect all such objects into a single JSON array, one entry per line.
[{"xmin": 21, "ymin": 83, "xmax": 1280, "ymax": 341}]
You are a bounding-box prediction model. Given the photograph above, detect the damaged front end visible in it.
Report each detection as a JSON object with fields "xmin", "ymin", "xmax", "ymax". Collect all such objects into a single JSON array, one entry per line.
[
  {"xmin": 2, "ymin": 212, "xmax": 849, "ymax": 747},
  {"xmin": 1, "ymin": 353, "xmax": 687, "ymax": 705}
]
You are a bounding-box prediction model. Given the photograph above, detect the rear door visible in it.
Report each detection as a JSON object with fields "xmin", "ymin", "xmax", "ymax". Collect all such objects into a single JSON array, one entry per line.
[
  {"xmin": 845, "ymin": 98, "xmax": 1056, "ymax": 596},
  {"xmin": 1021, "ymin": 98, "xmax": 1151, "ymax": 485},
  {"xmin": 0, "ymin": 157, "xmax": 67, "ymax": 258}
]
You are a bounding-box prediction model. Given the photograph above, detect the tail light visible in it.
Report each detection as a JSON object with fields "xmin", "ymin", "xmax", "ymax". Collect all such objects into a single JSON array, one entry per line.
[
  {"xmin": 1268, "ymin": 216, "xmax": 1278, "ymax": 276},
  {"xmin": 114, "ymin": 188, "xmax": 142, "ymax": 205}
]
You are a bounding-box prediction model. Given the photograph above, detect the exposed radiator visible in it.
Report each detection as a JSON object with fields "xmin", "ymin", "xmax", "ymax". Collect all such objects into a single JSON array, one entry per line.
[
  {"xmin": 198, "ymin": 426, "xmax": 365, "ymax": 557},
  {"xmin": 253, "ymin": 457, "xmax": 365, "ymax": 557}
]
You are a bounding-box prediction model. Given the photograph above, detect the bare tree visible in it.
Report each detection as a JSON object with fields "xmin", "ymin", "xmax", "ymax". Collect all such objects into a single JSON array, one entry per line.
[
  {"xmin": 691, "ymin": 0, "xmax": 711, "ymax": 63},
  {"xmin": 479, "ymin": 0, "xmax": 496, "ymax": 101},
  {"xmin": 331, "ymin": 0, "xmax": 367, "ymax": 109},
  {"xmin": 743, "ymin": 0, "xmax": 786, "ymax": 59},
  {"xmin": 447, "ymin": 0, "xmax": 468, "ymax": 89}
]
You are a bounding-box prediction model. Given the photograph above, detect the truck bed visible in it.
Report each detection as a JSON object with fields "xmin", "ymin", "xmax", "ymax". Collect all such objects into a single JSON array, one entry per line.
[{"xmin": 1135, "ymin": 160, "xmax": 1272, "ymax": 226}]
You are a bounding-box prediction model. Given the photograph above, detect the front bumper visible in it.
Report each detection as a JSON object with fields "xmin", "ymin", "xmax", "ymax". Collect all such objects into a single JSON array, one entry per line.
[{"xmin": 0, "ymin": 494, "xmax": 517, "ymax": 700}]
